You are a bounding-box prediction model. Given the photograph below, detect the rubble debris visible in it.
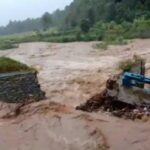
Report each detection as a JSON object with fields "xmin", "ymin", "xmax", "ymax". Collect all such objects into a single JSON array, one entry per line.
[
  {"xmin": 76, "ymin": 78, "xmax": 150, "ymax": 120},
  {"xmin": 76, "ymin": 90, "xmax": 107, "ymax": 112}
]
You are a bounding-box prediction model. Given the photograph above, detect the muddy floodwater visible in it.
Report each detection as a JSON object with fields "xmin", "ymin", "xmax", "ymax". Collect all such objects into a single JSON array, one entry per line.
[{"xmin": 0, "ymin": 39, "xmax": 150, "ymax": 150}]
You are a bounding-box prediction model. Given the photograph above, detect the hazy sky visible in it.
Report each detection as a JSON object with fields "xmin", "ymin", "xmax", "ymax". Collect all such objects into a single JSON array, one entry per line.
[{"xmin": 0, "ymin": 0, "xmax": 73, "ymax": 26}]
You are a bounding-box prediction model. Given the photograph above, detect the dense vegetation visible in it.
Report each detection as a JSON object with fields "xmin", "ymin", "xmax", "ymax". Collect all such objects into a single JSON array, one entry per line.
[
  {"xmin": 0, "ymin": 0, "xmax": 149, "ymax": 49},
  {"xmin": 0, "ymin": 57, "xmax": 35, "ymax": 73}
]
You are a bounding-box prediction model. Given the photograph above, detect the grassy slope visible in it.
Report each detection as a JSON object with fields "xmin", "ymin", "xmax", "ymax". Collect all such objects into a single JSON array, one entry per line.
[{"xmin": 0, "ymin": 57, "xmax": 34, "ymax": 73}]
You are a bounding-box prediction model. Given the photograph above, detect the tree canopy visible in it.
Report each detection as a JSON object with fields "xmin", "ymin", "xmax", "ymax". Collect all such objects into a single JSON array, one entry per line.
[
  {"xmin": 41, "ymin": 12, "xmax": 52, "ymax": 31},
  {"xmin": 0, "ymin": 0, "xmax": 149, "ymax": 35}
]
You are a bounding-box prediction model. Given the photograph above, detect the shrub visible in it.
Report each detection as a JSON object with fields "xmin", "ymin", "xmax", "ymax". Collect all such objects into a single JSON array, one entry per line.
[
  {"xmin": 0, "ymin": 18, "xmax": 149, "ymax": 46},
  {"xmin": 119, "ymin": 55, "xmax": 144, "ymax": 72},
  {"xmin": 108, "ymin": 36, "xmax": 127, "ymax": 45},
  {"xmin": 0, "ymin": 40, "xmax": 17, "ymax": 50},
  {"xmin": 119, "ymin": 59, "xmax": 134, "ymax": 72},
  {"xmin": 76, "ymin": 32, "xmax": 82, "ymax": 41},
  {"xmin": 93, "ymin": 42, "xmax": 108, "ymax": 50},
  {"xmin": 80, "ymin": 19, "xmax": 90, "ymax": 33}
]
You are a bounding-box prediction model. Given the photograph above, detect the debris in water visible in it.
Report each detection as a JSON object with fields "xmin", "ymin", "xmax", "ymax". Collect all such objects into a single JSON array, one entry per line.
[{"xmin": 76, "ymin": 77, "xmax": 150, "ymax": 120}]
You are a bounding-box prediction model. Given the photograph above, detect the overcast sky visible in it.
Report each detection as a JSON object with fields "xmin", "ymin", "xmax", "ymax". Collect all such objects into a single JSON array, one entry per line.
[{"xmin": 0, "ymin": 0, "xmax": 73, "ymax": 26}]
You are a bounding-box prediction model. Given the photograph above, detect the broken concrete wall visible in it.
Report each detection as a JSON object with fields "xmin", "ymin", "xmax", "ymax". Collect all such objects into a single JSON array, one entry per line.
[{"xmin": 0, "ymin": 72, "xmax": 45, "ymax": 103}]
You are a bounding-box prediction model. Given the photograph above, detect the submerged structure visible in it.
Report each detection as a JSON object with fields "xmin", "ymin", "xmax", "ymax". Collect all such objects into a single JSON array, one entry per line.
[
  {"xmin": 0, "ymin": 72, "xmax": 45, "ymax": 103},
  {"xmin": 77, "ymin": 56, "xmax": 150, "ymax": 120},
  {"xmin": 0, "ymin": 57, "xmax": 45, "ymax": 103}
]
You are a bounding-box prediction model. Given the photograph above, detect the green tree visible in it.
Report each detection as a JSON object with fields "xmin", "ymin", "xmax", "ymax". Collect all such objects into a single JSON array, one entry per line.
[
  {"xmin": 80, "ymin": 19, "xmax": 90, "ymax": 33},
  {"xmin": 105, "ymin": 2, "xmax": 116, "ymax": 22},
  {"xmin": 87, "ymin": 7, "xmax": 95, "ymax": 26},
  {"xmin": 41, "ymin": 12, "xmax": 52, "ymax": 31}
]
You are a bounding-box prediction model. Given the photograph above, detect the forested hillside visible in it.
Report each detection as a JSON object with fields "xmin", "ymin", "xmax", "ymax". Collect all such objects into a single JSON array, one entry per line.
[
  {"xmin": 62, "ymin": 0, "xmax": 150, "ymax": 28},
  {"xmin": 0, "ymin": 0, "xmax": 149, "ymax": 35},
  {"xmin": 0, "ymin": 18, "xmax": 42, "ymax": 35}
]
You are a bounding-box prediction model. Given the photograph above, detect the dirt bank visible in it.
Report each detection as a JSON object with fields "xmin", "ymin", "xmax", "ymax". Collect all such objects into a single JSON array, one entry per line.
[{"xmin": 0, "ymin": 39, "xmax": 150, "ymax": 150}]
